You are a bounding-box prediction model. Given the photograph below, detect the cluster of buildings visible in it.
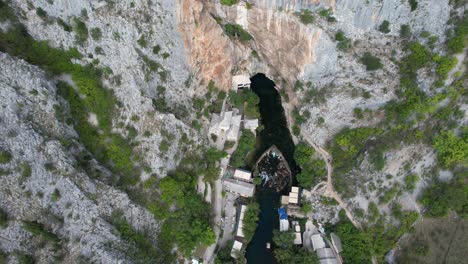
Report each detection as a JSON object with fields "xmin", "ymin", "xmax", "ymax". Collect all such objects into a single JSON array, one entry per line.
[{"xmin": 306, "ymin": 232, "xmax": 343, "ymax": 264}]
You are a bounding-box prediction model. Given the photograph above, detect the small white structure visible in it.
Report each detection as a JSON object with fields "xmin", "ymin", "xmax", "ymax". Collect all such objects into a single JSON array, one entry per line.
[
  {"xmin": 235, "ymin": 205, "xmax": 247, "ymax": 238},
  {"xmin": 244, "ymin": 119, "xmax": 259, "ymax": 132},
  {"xmin": 209, "ymin": 110, "xmax": 242, "ymax": 143},
  {"xmin": 231, "ymin": 240, "xmax": 243, "ymax": 258},
  {"xmin": 279, "ymin": 219, "xmax": 289, "ymax": 232},
  {"xmin": 288, "ymin": 186, "xmax": 300, "ymax": 205},
  {"xmin": 233, "ymin": 169, "xmax": 252, "ymax": 182},
  {"xmin": 311, "ymin": 234, "xmax": 326, "ymax": 251},
  {"xmin": 227, "ymin": 115, "xmax": 242, "ymax": 141},
  {"xmin": 294, "ymin": 232, "xmax": 302, "ymax": 245},
  {"xmin": 232, "ymin": 74, "xmax": 251, "ymax": 91},
  {"xmin": 281, "ymin": 195, "xmax": 289, "ymax": 205}
]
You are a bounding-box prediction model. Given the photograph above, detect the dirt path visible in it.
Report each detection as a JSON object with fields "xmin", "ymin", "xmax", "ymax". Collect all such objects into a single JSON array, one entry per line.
[
  {"xmin": 301, "ymin": 133, "xmax": 362, "ymax": 229},
  {"xmin": 283, "ymin": 86, "xmax": 362, "ymax": 230}
]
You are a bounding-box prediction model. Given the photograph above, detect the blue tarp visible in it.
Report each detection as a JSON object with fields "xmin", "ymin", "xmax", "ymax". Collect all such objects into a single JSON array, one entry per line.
[{"xmin": 278, "ymin": 208, "xmax": 288, "ymax": 220}]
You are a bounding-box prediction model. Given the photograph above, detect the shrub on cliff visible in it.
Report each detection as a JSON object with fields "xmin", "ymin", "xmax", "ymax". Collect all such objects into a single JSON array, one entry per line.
[
  {"xmin": 220, "ymin": 0, "xmax": 237, "ymax": 6},
  {"xmin": 360, "ymin": 52, "xmax": 383, "ymax": 71},
  {"xmin": 224, "ymin": 23, "xmax": 252, "ymax": 42},
  {"xmin": 299, "ymin": 9, "xmax": 314, "ymax": 25}
]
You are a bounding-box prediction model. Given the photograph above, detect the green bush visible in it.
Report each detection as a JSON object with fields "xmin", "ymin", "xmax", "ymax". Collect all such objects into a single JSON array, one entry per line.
[
  {"xmin": 220, "ymin": 0, "xmax": 237, "ymax": 6},
  {"xmin": 0, "ymin": 150, "xmax": 12, "ymax": 164},
  {"xmin": 447, "ymin": 16, "xmax": 468, "ymax": 54},
  {"xmin": 137, "ymin": 35, "xmax": 147, "ymax": 47},
  {"xmin": 400, "ymin": 24, "xmax": 411, "ymax": 38},
  {"xmin": 22, "ymin": 221, "xmax": 60, "ymax": 245},
  {"xmin": 242, "ymin": 203, "xmax": 260, "ymax": 243},
  {"xmin": 360, "ymin": 52, "xmax": 383, "ymax": 71},
  {"xmin": 405, "ymin": 174, "xmax": 419, "ymax": 190},
  {"xmin": 433, "ymin": 55, "xmax": 458, "ymax": 80},
  {"xmin": 420, "ymin": 173, "xmax": 467, "ymax": 218},
  {"xmin": 433, "ymin": 131, "xmax": 467, "ymax": 168},
  {"xmin": 0, "ymin": 208, "xmax": 7, "ymax": 228},
  {"xmin": 36, "ymin": 7, "xmax": 47, "ymax": 19},
  {"xmin": 379, "ymin": 20, "xmax": 391, "ymax": 33},
  {"xmin": 224, "ymin": 23, "xmax": 252, "ymax": 42},
  {"xmin": 294, "ymin": 142, "xmax": 326, "ymax": 188},
  {"xmin": 230, "ymin": 130, "xmax": 256, "ymax": 167},
  {"xmin": 90, "ymin": 27, "xmax": 102, "ymax": 41},
  {"xmin": 408, "ymin": 0, "xmax": 418, "ymax": 11},
  {"xmin": 73, "ymin": 18, "xmax": 88, "ymax": 44},
  {"xmin": 299, "ymin": 10, "xmax": 314, "ymax": 25}
]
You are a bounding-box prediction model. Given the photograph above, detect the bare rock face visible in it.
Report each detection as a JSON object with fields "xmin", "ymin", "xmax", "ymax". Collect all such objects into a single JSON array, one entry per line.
[{"xmin": 0, "ymin": 53, "xmax": 159, "ymax": 263}]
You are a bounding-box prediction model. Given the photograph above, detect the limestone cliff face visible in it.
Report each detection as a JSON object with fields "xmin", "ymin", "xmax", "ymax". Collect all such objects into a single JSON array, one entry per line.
[{"xmin": 179, "ymin": 0, "xmax": 242, "ymax": 90}]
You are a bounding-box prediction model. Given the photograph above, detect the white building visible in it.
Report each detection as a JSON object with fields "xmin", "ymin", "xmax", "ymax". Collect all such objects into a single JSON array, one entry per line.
[
  {"xmin": 311, "ymin": 234, "xmax": 326, "ymax": 251},
  {"xmin": 209, "ymin": 110, "xmax": 242, "ymax": 142},
  {"xmin": 288, "ymin": 186, "xmax": 300, "ymax": 204},
  {"xmin": 232, "ymin": 74, "xmax": 251, "ymax": 91},
  {"xmin": 244, "ymin": 119, "xmax": 259, "ymax": 132},
  {"xmin": 235, "ymin": 205, "xmax": 247, "ymax": 238},
  {"xmin": 233, "ymin": 168, "xmax": 252, "ymax": 182},
  {"xmin": 231, "ymin": 240, "xmax": 243, "ymax": 258}
]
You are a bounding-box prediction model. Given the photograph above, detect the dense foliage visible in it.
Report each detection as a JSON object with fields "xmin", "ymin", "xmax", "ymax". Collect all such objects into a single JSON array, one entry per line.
[
  {"xmin": 144, "ymin": 153, "xmax": 216, "ymax": 258},
  {"xmin": 433, "ymin": 130, "xmax": 468, "ymax": 168},
  {"xmin": 294, "ymin": 142, "xmax": 326, "ymax": 188},
  {"xmin": 220, "ymin": 0, "xmax": 237, "ymax": 6},
  {"xmin": 272, "ymin": 230, "xmax": 318, "ymax": 263},
  {"xmin": 446, "ymin": 16, "xmax": 468, "ymax": 54},
  {"xmin": 0, "ymin": 150, "xmax": 12, "ymax": 164},
  {"xmin": 299, "ymin": 10, "xmax": 314, "ymax": 25},
  {"xmin": 229, "ymin": 89, "xmax": 260, "ymax": 118},
  {"xmin": 360, "ymin": 52, "xmax": 383, "ymax": 71},
  {"xmin": 0, "ymin": 209, "xmax": 7, "ymax": 228},
  {"xmin": 230, "ymin": 130, "xmax": 256, "ymax": 167},
  {"xmin": 242, "ymin": 202, "xmax": 260, "ymax": 243},
  {"xmin": 334, "ymin": 210, "xmax": 419, "ymax": 263},
  {"xmin": 420, "ymin": 171, "xmax": 468, "ymax": 218},
  {"xmin": 224, "ymin": 23, "xmax": 252, "ymax": 42},
  {"xmin": 379, "ymin": 20, "xmax": 391, "ymax": 33}
]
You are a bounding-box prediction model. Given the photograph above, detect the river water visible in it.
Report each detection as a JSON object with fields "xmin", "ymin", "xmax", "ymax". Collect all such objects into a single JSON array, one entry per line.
[{"xmin": 244, "ymin": 73, "xmax": 299, "ymax": 263}]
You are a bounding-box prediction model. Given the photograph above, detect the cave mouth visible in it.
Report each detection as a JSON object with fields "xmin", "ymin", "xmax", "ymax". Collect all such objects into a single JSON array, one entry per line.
[{"xmin": 244, "ymin": 73, "xmax": 299, "ymax": 264}]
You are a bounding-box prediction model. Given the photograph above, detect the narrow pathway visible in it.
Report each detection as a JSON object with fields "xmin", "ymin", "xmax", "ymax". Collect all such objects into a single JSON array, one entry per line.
[{"xmin": 301, "ymin": 133, "xmax": 362, "ymax": 229}]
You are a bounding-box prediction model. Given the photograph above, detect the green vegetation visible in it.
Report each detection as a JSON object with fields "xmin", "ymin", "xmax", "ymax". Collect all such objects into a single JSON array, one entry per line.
[
  {"xmin": 220, "ymin": 0, "xmax": 237, "ymax": 6},
  {"xmin": 405, "ymin": 174, "xmax": 419, "ymax": 190},
  {"xmin": 224, "ymin": 23, "xmax": 252, "ymax": 42},
  {"xmin": 137, "ymin": 35, "xmax": 147, "ymax": 48},
  {"xmin": 335, "ymin": 30, "xmax": 352, "ymax": 51},
  {"xmin": 230, "ymin": 130, "xmax": 256, "ymax": 167},
  {"xmin": 203, "ymin": 147, "xmax": 228, "ymax": 182},
  {"xmin": 50, "ymin": 188, "xmax": 61, "ymax": 202},
  {"xmin": 73, "ymin": 18, "xmax": 88, "ymax": 44},
  {"xmin": 0, "ymin": 150, "xmax": 12, "ymax": 164},
  {"xmin": 400, "ymin": 24, "xmax": 411, "ymax": 38},
  {"xmin": 333, "ymin": 210, "xmax": 419, "ymax": 263},
  {"xmin": 90, "ymin": 27, "xmax": 102, "ymax": 41},
  {"xmin": 16, "ymin": 253, "xmax": 34, "ymax": 264},
  {"xmin": 22, "ymin": 221, "xmax": 60, "ymax": 246},
  {"xmin": 273, "ymin": 230, "xmax": 318, "ymax": 263},
  {"xmin": 433, "ymin": 131, "xmax": 467, "ymax": 168},
  {"xmin": 379, "ymin": 20, "xmax": 391, "ymax": 33},
  {"xmin": 229, "ymin": 89, "xmax": 260, "ymax": 118},
  {"xmin": 433, "ymin": 55, "xmax": 457, "ymax": 80},
  {"xmin": 0, "ymin": 7, "xmax": 141, "ymax": 187},
  {"xmin": 299, "ymin": 9, "xmax": 314, "ymax": 25},
  {"xmin": 36, "ymin": 7, "xmax": 47, "ymax": 19},
  {"xmin": 360, "ymin": 52, "xmax": 383, "ymax": 71},
  {"xmin": 242, "ymin": 203, "xmax": 260, "ymax": 243},
  {"xmin": 420, "ymin": 171, "xmax": 467, "ymax": 218},
  {"xmin": 319, "ymin": 8, "xmax": 335, "ymax": 22},
  {"xmin": 446, "ymin": 16, "xmax": 468, "ymax": 54},
  {"xmin": 408, "ymin": 0, "xmax": 418, "ymax": 11},
  {"xmin": 0, "ymin": 208, "xmax": 7, "ymax": 228},
  {"xmin": 110, "ymin": 210, "xmax": 163, "ymax": 262},
  {"xmin": 139, "ymin": 153, "xmax": 215, "ymax": 259},
  {"xmin": 294, "ymin": 142, "xmax": 326, "ymax": 188}
]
